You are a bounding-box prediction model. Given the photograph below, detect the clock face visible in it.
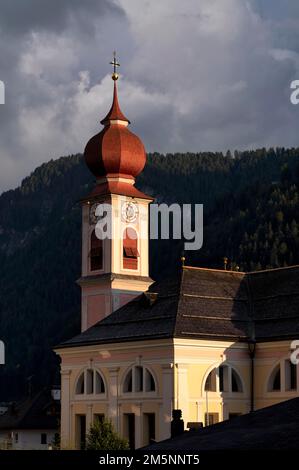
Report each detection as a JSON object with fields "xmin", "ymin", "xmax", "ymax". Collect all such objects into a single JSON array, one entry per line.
[
  {"xmin": 89, "ymin": 203, "xmax": 99, "ymax": 224},
  {"xmin": 121, "ymin": 201, "xmax": 138, "ymax": 223}
]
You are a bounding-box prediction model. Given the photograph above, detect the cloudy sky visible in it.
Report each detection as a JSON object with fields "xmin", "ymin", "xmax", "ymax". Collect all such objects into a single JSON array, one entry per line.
[{"xmin": 0, "ymin": 0, "xmax": 299, "ymax": 192}]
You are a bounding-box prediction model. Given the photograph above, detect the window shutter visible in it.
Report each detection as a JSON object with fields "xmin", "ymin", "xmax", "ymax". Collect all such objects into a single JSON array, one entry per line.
[
  {"xmin": 123, "ymin": 228, "xmax": 138, "ymax": 269},
  {"xmin": 90, "ymin": 230, "xmax": 103, "ymax": 271}
]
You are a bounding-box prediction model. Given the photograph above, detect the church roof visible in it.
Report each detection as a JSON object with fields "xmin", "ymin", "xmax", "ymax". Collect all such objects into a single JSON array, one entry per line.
[{"xmin": 57, "ymin": 265, "xmax": 299, "ymax": 349}]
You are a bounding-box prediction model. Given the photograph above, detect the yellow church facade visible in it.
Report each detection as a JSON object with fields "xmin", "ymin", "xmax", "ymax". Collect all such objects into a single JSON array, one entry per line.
[
  {"xmin": 57, "ymin": 325, "xmax": 299, "ymax": 449},
  {"xmin": 55, "ymin": 60, "xmax": 299, "ymax": 449}
]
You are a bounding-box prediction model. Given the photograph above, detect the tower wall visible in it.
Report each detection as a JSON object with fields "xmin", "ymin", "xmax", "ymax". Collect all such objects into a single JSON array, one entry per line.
[{"xmin": 79, "ymin": 193, "xmax": 152, "ymax": 331}]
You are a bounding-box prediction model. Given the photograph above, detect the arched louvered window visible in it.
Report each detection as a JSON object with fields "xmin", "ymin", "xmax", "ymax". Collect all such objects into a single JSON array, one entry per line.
[
  {"xmin": 95, "ymin": 371, "xmax": 105, "ymax": 394},
  {"xmin": 204, "ymin": 365, "xmax": 243, "ymax": 393},
  {"xmin": 205, "ymin": 368, "xmax": 217, "ymax": 392},
  {"xmin": 76, "ymin": 372, "xmax": 85, "ymax": 394},
  {"xmin": 285, "ymin": 359, "xmax": 297, "ymax": 391},
  {"xmin": 123, "ymin": 366, "xmax": 156, "ymax": 393},
  {"xmin": 75, "ymin": 369, "xmax": 106, "ymax": 396},
  {"xmin": 268, "ymin": 364, "xmax": 281, "ymax": 391},
  {"xmin": 231, "ymin": 368, "xmax": 243, "ymax": 392},
  {"xmin": 90, "ymin": 229, "xmax": 103, "ymax": 271},
  {"xmin": 123, "ymin": 369, "xmax": 133, "ymax": 393},
  {"xmin": 123, "ymin": 228, "xmax": 139, "ymax": 270}
]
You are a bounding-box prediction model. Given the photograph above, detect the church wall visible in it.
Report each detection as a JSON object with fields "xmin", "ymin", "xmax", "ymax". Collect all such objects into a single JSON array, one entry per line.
[
  {"xmin": 57, "ymin": 339, "xmax": 174, "ymax": 449},
  {"xmin": 81, "ymin": 282, "xmax": 152, "ymax": 331},
  {"xmin": 173, "ymin": 339, "xmax": 252, "ymax": 427},
  {"xmin": 58, "ymin": 337, "xmax": 299, "ymax": 448},
  {"xmin": 110, "ymin": 194, "xmax": 150, "ymax": 278},
  {"xmin": 171, "ymin": 338, "xmax": 299, "ymax": 430},
  {"xmin": 254, "ymin": 340, "xmax": 299, "ymax": 410},
  {"xmin": 80, "ymin": 194, "xmax": 152, "ymax": 332},
  {"xmin": 80, "ymin": 281, "xmax": 112, "ymax": 331}
]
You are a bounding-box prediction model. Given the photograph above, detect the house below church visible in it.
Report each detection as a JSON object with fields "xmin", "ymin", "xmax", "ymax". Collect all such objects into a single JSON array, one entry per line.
[{"xmin": 0, "ymin": 388, "xmax": 60, "ymax": 450}]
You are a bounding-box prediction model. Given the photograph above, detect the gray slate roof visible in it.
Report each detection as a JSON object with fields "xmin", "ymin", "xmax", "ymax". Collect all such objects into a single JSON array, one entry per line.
[
  {"xmin": 148, "ymin": 397, "xmax": 299, "ymax": 450},
  {"xmin": 0, "ymin": 389, "xmax": 60, "ymax": 430},
  {"xmin": 58, "ymin": 265, "xmax": 299, "ymax": 349}
]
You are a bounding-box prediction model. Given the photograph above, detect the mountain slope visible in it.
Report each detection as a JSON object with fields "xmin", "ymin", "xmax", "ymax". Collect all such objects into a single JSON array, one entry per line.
[{"xmin": 0, "ymin": 148, "xmax": 299, "ymax": 399}]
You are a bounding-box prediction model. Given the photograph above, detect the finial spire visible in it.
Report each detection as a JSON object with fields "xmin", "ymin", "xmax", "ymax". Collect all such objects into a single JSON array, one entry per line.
[
  {"xmin": 110, "ymin": 51, "xmax": 120, "ymax": 81},
  {"xmin": 100, "ymin": 52, "xmax": 130, "ymax": 125}
]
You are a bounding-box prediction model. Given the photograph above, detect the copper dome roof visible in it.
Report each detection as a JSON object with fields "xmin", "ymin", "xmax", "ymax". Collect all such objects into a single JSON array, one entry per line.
[{"xmin": 84, "ymin": 81, "xmax": 146, "ymax": 180}]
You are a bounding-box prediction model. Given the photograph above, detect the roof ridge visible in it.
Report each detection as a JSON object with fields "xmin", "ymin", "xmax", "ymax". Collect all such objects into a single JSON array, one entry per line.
[
  {"xmin": 94, "ymin": 314, "xmax": 175, "ymax": 327},
  {"xmin": 183, "ymin": 265, "xmax": 246, "ymax": 274},
  {"xmin": 183, "ymin": 264, "xmax": 299, "ymax": 275},
  {"xmin": 182, "ymin": 293, "xmax": 248, "ymax": 301},
  {"xmin": 173, "ymin": 266, "xmax": 186, "ymax": 336},
  {"xmin": 249, "ymin": 264, "xmax": 299, "ymax": 275}
]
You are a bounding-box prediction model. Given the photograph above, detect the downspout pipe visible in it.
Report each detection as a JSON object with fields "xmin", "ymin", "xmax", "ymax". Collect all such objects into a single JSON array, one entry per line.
[{"xmin": 247, "ymin": 339, "xmax": 256, "ymax": 412}]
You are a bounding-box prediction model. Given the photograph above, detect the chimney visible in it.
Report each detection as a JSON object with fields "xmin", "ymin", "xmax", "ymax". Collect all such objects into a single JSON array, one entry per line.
[{"xmin": 171, "ymin": 409, "xmax": 184, "ymax": 438}]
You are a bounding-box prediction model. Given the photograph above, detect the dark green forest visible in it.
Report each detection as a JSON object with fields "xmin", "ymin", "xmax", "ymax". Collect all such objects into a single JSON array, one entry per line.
[{"xmin": 0, "ymin": 147, "xmax": 299, "ymax": 399}]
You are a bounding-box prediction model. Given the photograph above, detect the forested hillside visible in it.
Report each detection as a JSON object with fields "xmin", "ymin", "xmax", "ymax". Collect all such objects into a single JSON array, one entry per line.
[{"xmin": 0, "ymin": 148, "xmax": 299, "ymax": 399}]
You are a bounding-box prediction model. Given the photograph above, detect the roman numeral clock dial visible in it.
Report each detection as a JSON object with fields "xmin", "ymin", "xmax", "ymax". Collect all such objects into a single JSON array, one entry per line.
[{"xmin": 121, "ymin": 201, "xmax": 138, "ymax": 223}]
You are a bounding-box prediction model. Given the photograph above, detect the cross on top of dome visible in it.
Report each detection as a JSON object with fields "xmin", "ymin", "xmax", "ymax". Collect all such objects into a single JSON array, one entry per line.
[
  {"xmin": 83, "ymin": 54, "xmax": 146, "ymax": 182},
  {"xmin": 110, "ymin": 51, "xmax": 120, "ymax": 81}
]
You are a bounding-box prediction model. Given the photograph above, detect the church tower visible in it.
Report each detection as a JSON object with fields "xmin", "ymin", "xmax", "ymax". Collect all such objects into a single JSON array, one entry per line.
[{"xmin": 79, "ymin": 55, "xmax": 153, "ymax": 331}]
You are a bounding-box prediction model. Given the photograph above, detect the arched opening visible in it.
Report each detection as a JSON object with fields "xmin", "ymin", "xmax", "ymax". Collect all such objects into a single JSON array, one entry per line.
[
  {"xmin": 285, "ymin": 359, "xmax": 297, "ymax": 391},
  {"xmin": 231, "ymin": 368, "xmax": 243, "ymax": 392},
  {"xmin": 219, "ymin": 365, "xmax": 229, "ymax": 392},
  {"xmin": 95, "ymin": 371, "xmax": 105, "ymax": 394},
  {"xmin": 205, "ymin": 368, "xmax": 217, "ymax": 392},
  {"xmin": 123, "ymin": 369, "xmax": 133, "ymax": 393},
  {"xmin": 90, "ymin": 229, "xmax": 103, "ymax": 271},
  {"xmin": 135, "ymin": 366, "xmax": 143, "ymax": 392},
  {"xmin": 123, "ymin": 366, "xmax": 156, "ymax": 393},
  {"xmin": 204, "ymin": 365, "xmax": 243, "ymax": 393},
  {"xmin": 145, "ymin": 368, "xmax": 156, "ymax": 392},
  {"xmin": 268, "ymin": 364, "xmax": 281, "ymax": 391},
  {"xmin": 76, "ymin": 372, "xmax": 85, "ymax": 395},
  {"xmin": 86, "ymin": 369, "xmax": 94, "ymax": 394},
  {"xmin": 123, "ymin": 228, "xmax": 139, "ymax": 270},
  {"xmin": 75, "ymin": 369, "xmax": 106, "ymax": 396}
]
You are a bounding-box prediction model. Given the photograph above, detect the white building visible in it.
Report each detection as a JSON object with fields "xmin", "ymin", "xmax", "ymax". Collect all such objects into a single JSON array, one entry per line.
[{"xmin": 0, "ymin": 388, "xmax": 60, "ymax": 450}]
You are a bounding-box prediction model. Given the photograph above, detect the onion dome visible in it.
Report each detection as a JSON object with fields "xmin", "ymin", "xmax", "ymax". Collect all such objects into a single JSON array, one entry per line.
[{"xmin": 84, "ymin": 77, "xmax": 146, "ymax": 180}]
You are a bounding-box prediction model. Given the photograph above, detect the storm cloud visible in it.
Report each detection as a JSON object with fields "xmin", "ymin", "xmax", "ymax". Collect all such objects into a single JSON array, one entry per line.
[{"xmin": 0, "ymin": 0, "xmax": 298, "ymax": 191}]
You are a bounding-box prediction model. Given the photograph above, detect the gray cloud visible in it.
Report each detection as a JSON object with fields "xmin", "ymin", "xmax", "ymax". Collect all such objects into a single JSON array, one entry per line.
[
  {"xmin": 0, "ymin": 0, "xmax": 299, "ymax": 192},
  {"xmin": 0, "ymin": 0, "xmax": 122, "ymax": 35}
]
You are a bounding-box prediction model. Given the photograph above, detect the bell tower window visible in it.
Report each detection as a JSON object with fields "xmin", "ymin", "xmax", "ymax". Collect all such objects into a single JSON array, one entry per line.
[
  {"xmin": 90, "ymin": 229, "xmax": 103, "ymax": 271},
  {"xmin": 123, "ymin": 227, "xmax": 139, "ymax": 270}
]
